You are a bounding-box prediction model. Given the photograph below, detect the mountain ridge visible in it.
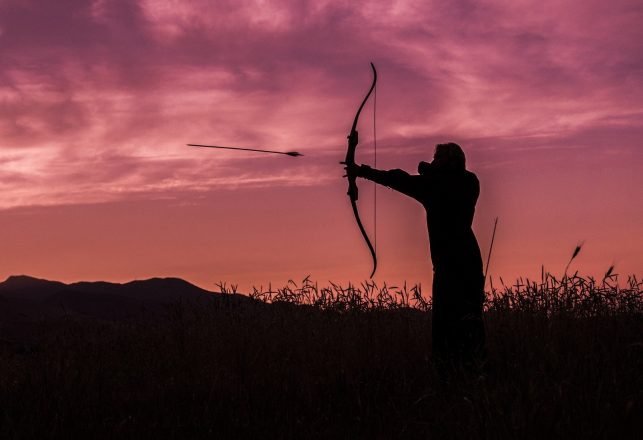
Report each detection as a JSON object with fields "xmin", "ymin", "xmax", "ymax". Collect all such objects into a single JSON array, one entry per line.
[
  {"xmin": 1, "ymin": 275, "xmax": 215, "ymax": 298},
  {"xmin": 0, "ymin": 275, "xmax": 255, "ymax": 322}
]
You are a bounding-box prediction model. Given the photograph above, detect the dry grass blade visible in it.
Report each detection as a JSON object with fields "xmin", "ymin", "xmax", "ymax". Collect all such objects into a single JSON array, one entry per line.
[{"xmin": 564, "ymin": 241, "xmax": 584, "ymax": 277}]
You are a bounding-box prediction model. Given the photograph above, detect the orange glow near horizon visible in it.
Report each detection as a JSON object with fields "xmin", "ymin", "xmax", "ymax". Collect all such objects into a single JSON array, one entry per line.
[{"xmin": 1, "ymin": 0, "xmax": 641, "ymax": 292}]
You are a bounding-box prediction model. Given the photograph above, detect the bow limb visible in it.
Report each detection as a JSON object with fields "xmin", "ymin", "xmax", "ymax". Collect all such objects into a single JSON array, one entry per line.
[{"xmin": 345, "ymin": 62, "xmax": 377, "ymax": 278}]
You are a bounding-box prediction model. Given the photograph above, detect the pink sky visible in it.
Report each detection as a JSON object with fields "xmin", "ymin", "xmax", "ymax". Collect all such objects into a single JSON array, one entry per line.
[{"xmin": 1, "ymin": 0, "xmax": 642, "ymax": 291}]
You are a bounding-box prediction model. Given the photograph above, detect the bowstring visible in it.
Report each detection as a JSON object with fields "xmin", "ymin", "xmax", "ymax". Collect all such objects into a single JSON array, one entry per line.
[{"xmin": 373, "ymin": 81, "xmax": 377, "ymax": 254}]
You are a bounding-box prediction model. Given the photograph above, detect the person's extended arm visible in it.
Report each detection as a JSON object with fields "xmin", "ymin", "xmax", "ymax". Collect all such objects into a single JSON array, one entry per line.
[{"xmin": 354, "ymin": 164, "xmax": 423, "ymax": 200}]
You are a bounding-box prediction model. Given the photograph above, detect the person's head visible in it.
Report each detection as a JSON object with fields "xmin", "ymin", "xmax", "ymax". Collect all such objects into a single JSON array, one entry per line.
[{"xmin": 432, "ymin": 142, "xmax": 465, "ymax": 171}]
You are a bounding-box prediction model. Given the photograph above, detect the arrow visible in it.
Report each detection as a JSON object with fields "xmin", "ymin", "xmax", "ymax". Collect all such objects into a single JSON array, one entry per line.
[
  {"xmin": 484, "ymin": 217, "xmax": 499, "ymax": 288},
  {"xmin": 187, "ymin": 144, "xmax": 303, "ymax": 157}
]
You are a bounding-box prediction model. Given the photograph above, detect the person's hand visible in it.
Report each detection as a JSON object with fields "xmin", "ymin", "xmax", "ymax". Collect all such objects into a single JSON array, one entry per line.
[
  {"xmin": 418, "ymin": 161, "xmax": 432, "ymax": 175},
  {"xmin": 341, "ymin": 162, "xmax": 361, "ymax": 178}
]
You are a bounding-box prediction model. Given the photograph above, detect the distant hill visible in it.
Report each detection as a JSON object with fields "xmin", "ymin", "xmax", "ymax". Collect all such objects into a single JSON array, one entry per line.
[
  {"xmin": 0, "ymin": 275, "xmax": 67, "ymax": 301},
  {"xmin": 0, "ymin": 275, "xmax": 255, "ymax": 322}
]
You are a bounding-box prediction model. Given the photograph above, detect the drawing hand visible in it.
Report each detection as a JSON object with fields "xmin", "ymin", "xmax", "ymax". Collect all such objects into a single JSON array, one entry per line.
[{"xmin": 418, "ymin": 161, "xmax": 432, "ymax": 175}]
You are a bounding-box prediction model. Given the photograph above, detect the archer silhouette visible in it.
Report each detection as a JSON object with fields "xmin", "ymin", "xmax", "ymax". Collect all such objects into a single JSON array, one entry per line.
[{"xmin": 347, "ymin": 142, "xmax": 485, "ymax": 367}]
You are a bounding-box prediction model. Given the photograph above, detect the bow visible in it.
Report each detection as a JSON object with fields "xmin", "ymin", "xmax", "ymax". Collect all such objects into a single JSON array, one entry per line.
[{"xmin": 345, "ymin": 62, "xmax": 377, "ymax": 278}]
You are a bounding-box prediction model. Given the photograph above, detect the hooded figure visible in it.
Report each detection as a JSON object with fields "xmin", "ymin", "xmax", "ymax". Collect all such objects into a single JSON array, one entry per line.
[{"xmin": 348, "ymin": 142, "xmax": 485, "ymax": 366}]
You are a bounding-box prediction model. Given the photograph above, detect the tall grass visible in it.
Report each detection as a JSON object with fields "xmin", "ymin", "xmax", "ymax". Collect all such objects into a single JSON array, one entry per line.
[
  {"xmin": 233, "ymin": 270, "xmax": 641, "ymax": 317},
  {"xmin": 0, "ymin": 272, "xmax": 641, "ymax": 439},
  {"xmin": 243, "ymin": 276, "xmax": 430, "ymax": 311}
]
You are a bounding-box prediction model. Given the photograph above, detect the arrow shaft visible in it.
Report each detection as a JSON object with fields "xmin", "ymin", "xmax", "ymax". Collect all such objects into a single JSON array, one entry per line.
[{"xmin": 188, "ymin": 144, "xmax": 301, "ymax": 157}]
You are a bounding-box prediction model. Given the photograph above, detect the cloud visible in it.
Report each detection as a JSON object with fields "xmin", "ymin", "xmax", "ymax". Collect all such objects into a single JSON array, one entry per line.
[{"xmin": 0, "ymin": 0, "xmax": 642, "ymax": 209}]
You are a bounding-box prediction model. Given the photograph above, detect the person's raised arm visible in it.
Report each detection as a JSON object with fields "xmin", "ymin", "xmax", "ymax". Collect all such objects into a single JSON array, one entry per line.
[{"xmin": 350, "ymin": 164, "xmax": 424, "ymax": 201}]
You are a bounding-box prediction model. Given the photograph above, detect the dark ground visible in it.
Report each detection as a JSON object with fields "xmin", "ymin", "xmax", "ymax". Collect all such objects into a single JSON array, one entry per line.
[{"xmin": 0, "ymin": 275, "xmax": 641, "ymax": 439}]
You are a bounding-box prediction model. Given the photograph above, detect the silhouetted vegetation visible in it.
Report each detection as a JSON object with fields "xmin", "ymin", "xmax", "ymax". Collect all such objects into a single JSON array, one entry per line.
[{"xmin": 1, "ymin": 272, "xmax": 641, "ymax": 439}]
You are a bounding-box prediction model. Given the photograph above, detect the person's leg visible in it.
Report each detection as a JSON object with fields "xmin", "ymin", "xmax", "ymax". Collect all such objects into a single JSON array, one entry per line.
[{"xmin": 457, "ymin": 272, "xmax": 486, "ymax": 367}]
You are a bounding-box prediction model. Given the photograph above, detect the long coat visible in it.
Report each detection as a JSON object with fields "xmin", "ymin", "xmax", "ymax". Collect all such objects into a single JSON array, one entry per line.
[{"xmin": 357, "ymin": 164, "xmax": 485, "ymax": 363}]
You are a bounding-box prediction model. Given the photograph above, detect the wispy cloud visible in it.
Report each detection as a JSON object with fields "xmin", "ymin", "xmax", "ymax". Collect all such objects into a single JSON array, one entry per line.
[{"xmin": 1, "ymin": 0, "xmax": 642, "ymax": 209}]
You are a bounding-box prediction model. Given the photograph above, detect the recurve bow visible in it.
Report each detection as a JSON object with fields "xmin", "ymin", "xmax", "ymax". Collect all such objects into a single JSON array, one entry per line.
[{"xmin": 345, "ymin": 62, "xmax": 377, "ymax": 278}]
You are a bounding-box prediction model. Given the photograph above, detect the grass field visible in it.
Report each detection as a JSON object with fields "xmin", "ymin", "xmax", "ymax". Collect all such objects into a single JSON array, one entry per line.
[{"xmin": 1, "ymin": 272, "xmax": 641, "ymax": 439}]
